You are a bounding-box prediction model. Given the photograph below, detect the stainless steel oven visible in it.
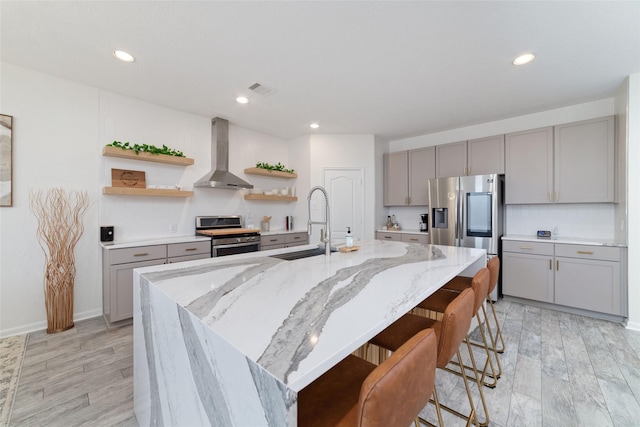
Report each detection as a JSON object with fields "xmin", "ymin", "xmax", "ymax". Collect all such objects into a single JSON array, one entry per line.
[{"xmin": 195, "ymin": 216, "xmax": 261, "ymax": 257}]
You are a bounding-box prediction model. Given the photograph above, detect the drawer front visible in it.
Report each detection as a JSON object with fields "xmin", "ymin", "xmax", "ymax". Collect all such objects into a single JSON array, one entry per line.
[
  {"xmin": 285, "ymin": 233, "xmax": 308, "ymax": 244},
  {"xmin": 554, "ymin": 244, "xmax": 620, "ymax": 262},
  {"xmin": 261, "ymin": 243, "xmax": 285, "ymax": 251},
  {"xmin": 167, "ymin": 241, "xmax": 211, "ymax": 258},
  {"xmin": 502, "ymin": 240, "xmax": 554, "ymax": 256},
  {"xmin": 261, "ymin": 235, "xmax": 285, "ymax": 247},
  {"xmin": 401, "ymin": 234, "xmax": 429, "ymax": 245},
  {"xmin": 109, "ymin": 245, "xmax": 167, "ymax": 265},
  {"xmin": 376, "ymin": 232, "xmax": 402, "ymax": 242}
]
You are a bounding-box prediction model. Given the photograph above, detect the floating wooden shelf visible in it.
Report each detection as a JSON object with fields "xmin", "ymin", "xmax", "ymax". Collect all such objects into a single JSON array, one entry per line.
[
  {"xmin": 244, "ymin": 194, "xmax": 298, "ymax": 202},
  {"xmin": 244, "ymin": 167, "xmax": 297, "ymax": 179},
  {"xmin": 103, "ymin": 187, "xmax": 194, "ymax": 197},
  {"xmin": 102, "ymin": 146, "xmax": 194, "ymax": 166}
]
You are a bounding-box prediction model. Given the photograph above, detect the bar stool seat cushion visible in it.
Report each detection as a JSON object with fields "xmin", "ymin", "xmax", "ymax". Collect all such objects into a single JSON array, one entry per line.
[{"xmin": 299, "ymin": 329, "xmax": 437, "ymax": 427}]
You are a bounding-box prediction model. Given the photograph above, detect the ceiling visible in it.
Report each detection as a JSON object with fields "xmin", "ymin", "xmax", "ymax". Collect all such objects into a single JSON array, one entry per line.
[{"xmin": 1, "ymin": 1, "xmax": 639, "ymax": 140}]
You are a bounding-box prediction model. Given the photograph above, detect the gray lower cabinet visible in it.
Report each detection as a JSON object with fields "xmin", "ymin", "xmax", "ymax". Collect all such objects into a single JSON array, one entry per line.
[
  {"xmin": 502, "ymin": 240, "xmax": 625, "ymax": 316},
  {"xmin": 376, "ymin": 231, "xmax": 428, "ymax": 245},
  {"xmin": 261, "ymin": 232, "xmax": 309, "ymax": 251},
  {"xmin": 554, "ymin": 244, "xmax": 622, "ymax": 315},
  {"xmin": 502, "ymin": 242, "xmax": 554, "ymax": 303},
  {"xmin": 103, "ymin": 240, "xmax": 211, "ymax": 324}
]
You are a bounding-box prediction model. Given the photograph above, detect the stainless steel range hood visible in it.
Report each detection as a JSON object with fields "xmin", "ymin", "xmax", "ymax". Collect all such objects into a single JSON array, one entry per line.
[{"xmin": 194, "ymin": 117, "xmax": 253, "ymax": 190}]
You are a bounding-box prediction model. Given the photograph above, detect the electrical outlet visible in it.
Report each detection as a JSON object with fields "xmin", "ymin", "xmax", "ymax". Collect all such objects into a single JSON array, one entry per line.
[{"xmin": 170, "ymin": 224, "xmax": 177, "ymax": 233}]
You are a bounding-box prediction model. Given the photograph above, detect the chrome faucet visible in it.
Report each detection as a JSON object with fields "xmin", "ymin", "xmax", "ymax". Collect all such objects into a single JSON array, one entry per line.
[{"xmin": 307, "ymin": 186, "xmax": 331, "ymax": 256}]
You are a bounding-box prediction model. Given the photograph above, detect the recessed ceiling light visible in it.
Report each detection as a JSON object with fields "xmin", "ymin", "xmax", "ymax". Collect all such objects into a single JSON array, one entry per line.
[
  {"xmin": 310, "ymin": 123, "xmax": 320, "ymax": 129},
  {"xmin": 113, "ymin": 50, "xmax": 135, "ymax": 63},
  {"xmin": 513, "ymin": 53, "xmax": 535, "ymax": 66},
  {"xmin": 236, "ymin": 96, "xmax": 249, "ymax": 104}
]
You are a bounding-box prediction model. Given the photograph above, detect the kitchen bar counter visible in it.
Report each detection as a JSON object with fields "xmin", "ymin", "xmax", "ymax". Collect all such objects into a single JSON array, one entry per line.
[{"xmin": 133, "ymin": 240, "xmax": 485, "ymax": 426}]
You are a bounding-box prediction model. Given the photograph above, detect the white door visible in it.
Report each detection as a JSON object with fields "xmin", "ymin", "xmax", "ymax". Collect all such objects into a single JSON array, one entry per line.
[{"xmin": 324, "ymin": 168, "xmax": 364, "ymax": 243}]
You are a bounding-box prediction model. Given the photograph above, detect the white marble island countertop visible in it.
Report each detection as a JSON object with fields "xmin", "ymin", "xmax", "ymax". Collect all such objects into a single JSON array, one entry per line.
[{"xmin": 133, "ymin": 240, "xmax": 486, "ymax": 426}]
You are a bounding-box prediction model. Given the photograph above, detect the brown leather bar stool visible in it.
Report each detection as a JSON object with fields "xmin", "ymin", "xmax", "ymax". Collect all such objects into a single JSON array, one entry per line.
[
  {"xmin": 369, "ymin": 288, "xmax": 480, "ymax": 427},
  {"xmin": 444, "ymin": 256, "xmax": 505, "ymax": 355},
  {"xmin": 298, "ymin": 328, "xmax": 438, "ymax": 427},
  {"xmin": 414, "ymin": 268, "xmax": 492, "ymax": 426},
  {"xmin": 418, "ymin": 266, "xmax": 499, "ymax": 389}
]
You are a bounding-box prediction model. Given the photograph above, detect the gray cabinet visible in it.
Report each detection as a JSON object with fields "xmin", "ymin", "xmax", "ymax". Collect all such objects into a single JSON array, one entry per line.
[
  {"xmin": 554, "ymin": 116, "xmax": 615, "ymax": 203},
  {"xmin": 502, "ymin": 241, "xmax": 554, "ymax": 302},
  {"xmin": 284, "ymin": 232, "xmax": 308, "ymax": 248},
  {"xmin": 436, "ymin": 136, "xmax": 505, "ymax": 178},
  {"xmin": 468, "ymin": 135, "xmax": 505, "ymax": 175},
  {"xmin": 103, "ymin": 240, "xmax": 211, "ymax": 325},
  {"xmin": 554, "ymin": 244, "xmax": 622, "ymax": 315},
  {"xmin": 103, "ymin": 245, "xmax": 167, "ymax": 324},
  {"xmin": 436, "ymin": 141, "xmax": 467, "ymax": 178},
  {"xmin": 505, "ymin": 127, "xmax": 554, "ymax": 204},
  {"xmin": 376, "ymin": 231, "xmax": 428, "ymax": 245},
  {"xmin": 502, "ymin": 240, "xmax": 625, "ymax": 316},
  {"xmin": 375, "ymin": 231, "xmax": 402, "ymax": 242},
  {"xmin": 384, "ymin": 148, "xmax": 435, "ymax": 206},
  {"xmin": 260, "ymin": 232, "xmax": 309, "ymax": 251},
  {"xmin": 505, "ymin": 116, "xmax": 616, "ymax": 204}
]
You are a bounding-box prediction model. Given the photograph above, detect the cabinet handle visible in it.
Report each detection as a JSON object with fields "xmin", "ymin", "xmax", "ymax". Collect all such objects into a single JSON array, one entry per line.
[
  {"xmin": 185, "ymin": 248, "xmax": 197, "ymax": 252},
  {"xmin": 269, "ymin": 238, "xmax": 278, "ymax": 242},
  {"xmin": 556, "ymin": 260, "xmax": 559, "ymax": 271},
  {"xmin": 409, "ymin": 238, "xmax": 418, "ymax": 242},
  {"xmin": 556, "ymin": 191, "xmax": 559, "ymax": 202},
  {"xmin": 577, "ymin": 251, "xmax": 594, "ymax": 255},
  {"xmin": 384, "ymin": 236, "xmax": 392, "ymax": 239},
  {"xmin": 519, "ymin": 246, "xmax": 533, "ymax": 250},
  {"xmin": 548, "ymin": 192, "xmax": 552, "ymax": 202},
  {"xmin": 134, "ymin": 253, "xmax": 149, "ymax": 257},
  {"xmin": 408, "ymin": 196, "xmax": 411, "ymax": 204},
  {"xmin": 467, "ymin": 167, "xmax": 470, "ymax": 175},
  {"xmin": 549, "ymin": 259, "xmax": 552, "ymax": 270},
  {"xmin": 293, "ymin": 236, "xmax": 301, "ymax": 240}
]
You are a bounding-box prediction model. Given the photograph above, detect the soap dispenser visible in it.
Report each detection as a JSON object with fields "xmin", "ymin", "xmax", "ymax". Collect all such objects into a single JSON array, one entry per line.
[{"xmin": 345, "ymin": 227, "xmax": 353, "ymax": 248}]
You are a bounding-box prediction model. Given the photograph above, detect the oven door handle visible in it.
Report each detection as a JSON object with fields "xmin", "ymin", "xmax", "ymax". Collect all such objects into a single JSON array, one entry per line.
[{"xmin": 212, "ymin": 242, "xmax": 260, "ymax": 250}]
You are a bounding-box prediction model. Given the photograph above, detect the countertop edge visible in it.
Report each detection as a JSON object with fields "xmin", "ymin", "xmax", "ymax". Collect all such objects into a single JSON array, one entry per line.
[
  {"xmin": 101, "ymin": 235, "xmax": 211, "ymax": 249},
  {"xmin": 502, "ymin": 235, "xmax": 627, "ymax": 247}
]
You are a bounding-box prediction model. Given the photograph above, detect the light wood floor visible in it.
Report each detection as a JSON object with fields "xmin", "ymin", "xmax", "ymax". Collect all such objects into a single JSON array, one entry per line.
[{"xmin": 8, "ymin": 300, "xmax": 640, "ymax": 426}]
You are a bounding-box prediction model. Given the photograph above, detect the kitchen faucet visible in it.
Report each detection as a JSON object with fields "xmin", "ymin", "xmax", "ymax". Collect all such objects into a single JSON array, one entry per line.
[{"xmin": 307, "ymin": 186, "xmax": 331, "ymax": 256}]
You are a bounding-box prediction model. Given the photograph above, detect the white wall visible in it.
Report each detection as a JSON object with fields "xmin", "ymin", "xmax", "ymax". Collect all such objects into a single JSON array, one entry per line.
[
  {"xmin": 627, "ymin": 73, "xmax": 640, "ymax": 330},
  {"xmin": 0, "ymin": 63, "xmax": 294, "ymax": 337}
]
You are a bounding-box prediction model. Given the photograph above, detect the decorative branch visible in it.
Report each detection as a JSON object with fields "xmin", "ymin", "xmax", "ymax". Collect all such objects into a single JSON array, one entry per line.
[{"xmin": 30, "ymin": 188, "xmax": 89, "ymax": 333}]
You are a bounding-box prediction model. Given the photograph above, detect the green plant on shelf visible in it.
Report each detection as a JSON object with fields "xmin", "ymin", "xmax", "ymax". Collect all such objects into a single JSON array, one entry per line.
[
  {"xmin": 255, "ymin": 162, "xmax": 295, "ymax": 174},
  {"xmin": 107, "ymin": 141, "xmax": 185, "ymax": 157}
]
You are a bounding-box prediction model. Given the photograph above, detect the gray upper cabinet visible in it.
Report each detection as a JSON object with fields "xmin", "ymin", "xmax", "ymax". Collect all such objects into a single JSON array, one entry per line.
[
  {"xmin": 468, "ymin": 135, "xmax": 505, "ymax": 175},
  {"xmin": 505, "ymin": 117, "xmax": 616, "ymax": 205},
  {"xmin": 384, "ymin": 147, "xmax": 435, "ymax": 206},
  {"xmin": 436, "ymin": 141, "xmax": 467, "ymax": 178},
  {"xmin": 554, "ymin": 116, "xmax": 615, "ymax": 203},
  {"xmin": 505, "ymin": 127, "xmax": 554, "ymax": 204},
  {"xmin": 436, "ymin": 136, "xmax": 504, "ymax": 178}
]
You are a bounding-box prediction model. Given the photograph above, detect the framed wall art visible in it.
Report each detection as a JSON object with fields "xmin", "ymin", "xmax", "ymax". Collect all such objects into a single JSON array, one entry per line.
[{"xmin": 0, "ymin": 114, "xmax": 13, "ymax": 207}]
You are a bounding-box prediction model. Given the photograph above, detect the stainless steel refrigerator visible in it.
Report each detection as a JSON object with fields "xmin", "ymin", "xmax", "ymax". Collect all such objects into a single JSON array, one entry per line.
[{"xmin": 428, "ymin": 174, "xmax": 504, "ymax": 298}]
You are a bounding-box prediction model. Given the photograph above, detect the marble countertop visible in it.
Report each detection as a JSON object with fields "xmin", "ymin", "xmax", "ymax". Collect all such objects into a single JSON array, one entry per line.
[
  {"xmin": 135, "ymin": 239, "xmax": 485, "ymax": 392},
  {"xmin": 101, "ymin": 235, "xmax": 211, "ymax": 250},
  {"xmin": 502, "ymin": 234, "xmax": 627, "ymax": 247}
]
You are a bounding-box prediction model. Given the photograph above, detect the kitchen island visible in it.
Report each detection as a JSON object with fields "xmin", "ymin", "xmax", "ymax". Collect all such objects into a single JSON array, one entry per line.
[{"xmin": 133, "ymin": 239, "xmax": 486, "ymax": 426}]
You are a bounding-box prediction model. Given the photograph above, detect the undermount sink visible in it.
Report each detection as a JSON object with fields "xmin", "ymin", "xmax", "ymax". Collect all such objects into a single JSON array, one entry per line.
[{"xmin": 268, "ymin": 246, "xmax": 337, "ymax": 261}]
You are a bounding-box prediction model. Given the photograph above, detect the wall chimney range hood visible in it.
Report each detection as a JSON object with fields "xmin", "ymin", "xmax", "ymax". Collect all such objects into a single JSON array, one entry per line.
[{"xmin": 194, "ymin": 117, "xmax": 253, "ymax": 190}]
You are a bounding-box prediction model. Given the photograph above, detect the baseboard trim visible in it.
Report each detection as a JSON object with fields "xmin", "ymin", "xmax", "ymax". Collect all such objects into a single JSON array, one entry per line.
[{"xmin": 0, "ymin": 308, "xmax": 103, "ymax": 338}]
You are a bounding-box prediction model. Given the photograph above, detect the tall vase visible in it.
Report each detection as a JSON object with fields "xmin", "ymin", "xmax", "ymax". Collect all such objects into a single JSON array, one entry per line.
[{"xmin": 30, "ymin": 188, "xmax": 89, "ymax": 333}]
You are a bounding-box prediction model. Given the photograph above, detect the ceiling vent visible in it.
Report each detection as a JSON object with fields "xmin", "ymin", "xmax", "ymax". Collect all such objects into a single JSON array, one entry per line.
[{"xmin": 248, "ymin": 82, "xmax": 276, "ymax": 97}]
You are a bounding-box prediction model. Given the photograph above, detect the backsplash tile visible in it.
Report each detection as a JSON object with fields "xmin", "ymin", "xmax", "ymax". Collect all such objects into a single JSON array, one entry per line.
[{"xmin": 505, "ymin": 204, "xmax": 615, "ymax": 240}]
